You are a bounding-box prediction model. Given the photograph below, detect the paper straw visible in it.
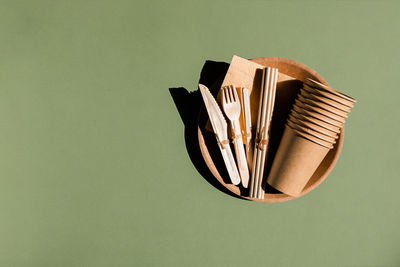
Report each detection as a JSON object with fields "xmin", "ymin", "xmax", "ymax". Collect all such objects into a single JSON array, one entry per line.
[
  {"xmin": 249, "ymin": 68, "xmax": 269, "ymax": 198},
  {"xmin": 250, "ymin": 68, "xmax": 278, "ymax": 198},
  {"xmin": 253, "ymin": 68, "xmax": 271, "ymax": 198},
  {"xmin": 256, "ymin": 68, "xmax": 278, "ymax": 199}
]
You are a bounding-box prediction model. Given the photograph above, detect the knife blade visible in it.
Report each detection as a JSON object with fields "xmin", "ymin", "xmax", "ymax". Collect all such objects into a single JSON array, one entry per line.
[{"xmin": 199, "ymin": 84, "xmax": 241, "ymax": 185}]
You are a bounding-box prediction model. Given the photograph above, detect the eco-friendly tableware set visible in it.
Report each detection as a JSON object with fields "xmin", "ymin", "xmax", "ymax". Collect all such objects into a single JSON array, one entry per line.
[{"xmin": 197, "ymin": 56, "xmax": 356, "ymax": 202}]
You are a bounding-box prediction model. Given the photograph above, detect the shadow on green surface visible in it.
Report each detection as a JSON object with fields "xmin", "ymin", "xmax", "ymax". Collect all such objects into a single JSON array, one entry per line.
[{"xmin": 169, "ymin": 60, "xmax": 244, "ymax": 200}]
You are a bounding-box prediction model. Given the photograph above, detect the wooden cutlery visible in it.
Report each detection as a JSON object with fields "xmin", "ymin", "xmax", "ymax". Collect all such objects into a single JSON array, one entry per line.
[
  {"xmin": 199, "ymin": 84, "xmax": 241, "ymax": 185},
  {"xmin": 221, "ymin": 85, "xmax": 250, "ymax": 188},
  {"xmin": 199, "ymin": 67, "xmax": 278, "ymax": 195}
]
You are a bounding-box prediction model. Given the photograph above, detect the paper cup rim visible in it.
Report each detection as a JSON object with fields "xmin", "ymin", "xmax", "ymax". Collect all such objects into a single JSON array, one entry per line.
[
  {"xmin": 287, "ymin": 119, "xmax": 336, "ymax": 144},
  {"xmin": 297, "ymin": 94, "xmax": 348, "ymax": 118},
  {"xmin": 300, "ymin": 88, "xmax": 352, "ymax": 112},
  {"xmin": 291, "ymin": 109, "xmax": 341, "ymax": 133},
  {"xmin": 305, "ymin": 78, "xmax": 356, "ymax": 103},
  {"xmin": 288, "ymin": 113, "xmax": 339, "ymax": 138},
  {"xmin": 292, "ymin": 104, "xmax": 344, "ymax": 127},
  {"xmin": 303, "ymin": 84, "xmax": 354, "ymax": 108},
  {"xmin": 295, "ymin": 99, "xmax": 346, "ymax": 123},
  {"xmin": 285, "ymin": 123, "xmax": 334, "ymax": 149}
]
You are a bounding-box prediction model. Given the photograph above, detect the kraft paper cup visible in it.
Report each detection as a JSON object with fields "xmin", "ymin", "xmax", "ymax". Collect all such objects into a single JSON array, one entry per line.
[
  {"xmin": 287, "ymin": 119, "xmax": 337, "ymax": 144},
  {"xmin": 303, "ymin": 84, "xmax": 354, "ymax": 108},
  {"xmin": 291, "ymin": 109, "xmax": 341, "ymax": 133},
  {"xmin": 292, "ymin": 104, "xmax": 344, "ymax": 128},
  {"xmin": 300, "ymin": 88, "xmax": 351, "ymax": 113},
  {"xmin": 288, "ymin": 113, "xmax": 339, "ymax": 139},
  {"xmin": 297, "ymin": 94, "xmax": 348, "ymax": 118},
  {"xmin": 266, "ymin": 126, "xmax": 331, "ymax": 197},
  {"xmin": 295, "ymin": 99, "xmax": 346, "ymax": 124}
]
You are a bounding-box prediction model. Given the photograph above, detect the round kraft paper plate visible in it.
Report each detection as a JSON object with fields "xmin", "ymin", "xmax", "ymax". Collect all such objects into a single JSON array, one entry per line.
[{"xmin": 197, "ymin": 57, "xmax": 344, "ymax": 202}]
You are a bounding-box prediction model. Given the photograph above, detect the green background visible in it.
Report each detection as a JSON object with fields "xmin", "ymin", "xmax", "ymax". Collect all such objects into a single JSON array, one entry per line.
[{"xmin": 0, "ymin": 0, "xmax": 398, "ymax": 266}]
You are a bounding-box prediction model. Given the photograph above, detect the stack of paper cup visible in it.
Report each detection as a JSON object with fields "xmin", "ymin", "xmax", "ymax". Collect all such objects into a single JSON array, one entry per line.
[{"xmin": 266, "ymin": 78, "xmax": 356, "ymax": 197}]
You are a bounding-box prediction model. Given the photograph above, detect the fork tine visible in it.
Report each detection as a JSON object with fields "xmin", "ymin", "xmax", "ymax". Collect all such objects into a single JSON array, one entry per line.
[
  {"xmin": 232, "ymin": 85, "xmax": 239, "ymax": 102},
  {"xmin": 222, "ymin": 88, "xmax": 227, "ymax": 104},
  {"xmin": 224, "ymin": 87, "xmax": 230, "ymax": 103},
  {"xmin": 223, "ymin": 87, "xmax": 227, "ymax": 103},
  {"xmin": 228, "ymin": 86, "xmax": 234, "ymax": 103}
]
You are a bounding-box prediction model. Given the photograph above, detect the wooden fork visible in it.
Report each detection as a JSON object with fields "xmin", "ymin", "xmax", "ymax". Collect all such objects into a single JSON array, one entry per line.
[{"xmin": 222, "ymin": 85, "xmax": 250, "ymax": 188}]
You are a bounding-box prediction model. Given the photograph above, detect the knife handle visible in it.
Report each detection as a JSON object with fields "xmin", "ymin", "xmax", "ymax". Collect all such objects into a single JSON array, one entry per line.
[
  {"xmin": 232, "ymin": 120, "xmax": 250, "ymax": 188},
  {"xmin": 220, "ymin": 143, "xmax": 241, "ymax": 185}
]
